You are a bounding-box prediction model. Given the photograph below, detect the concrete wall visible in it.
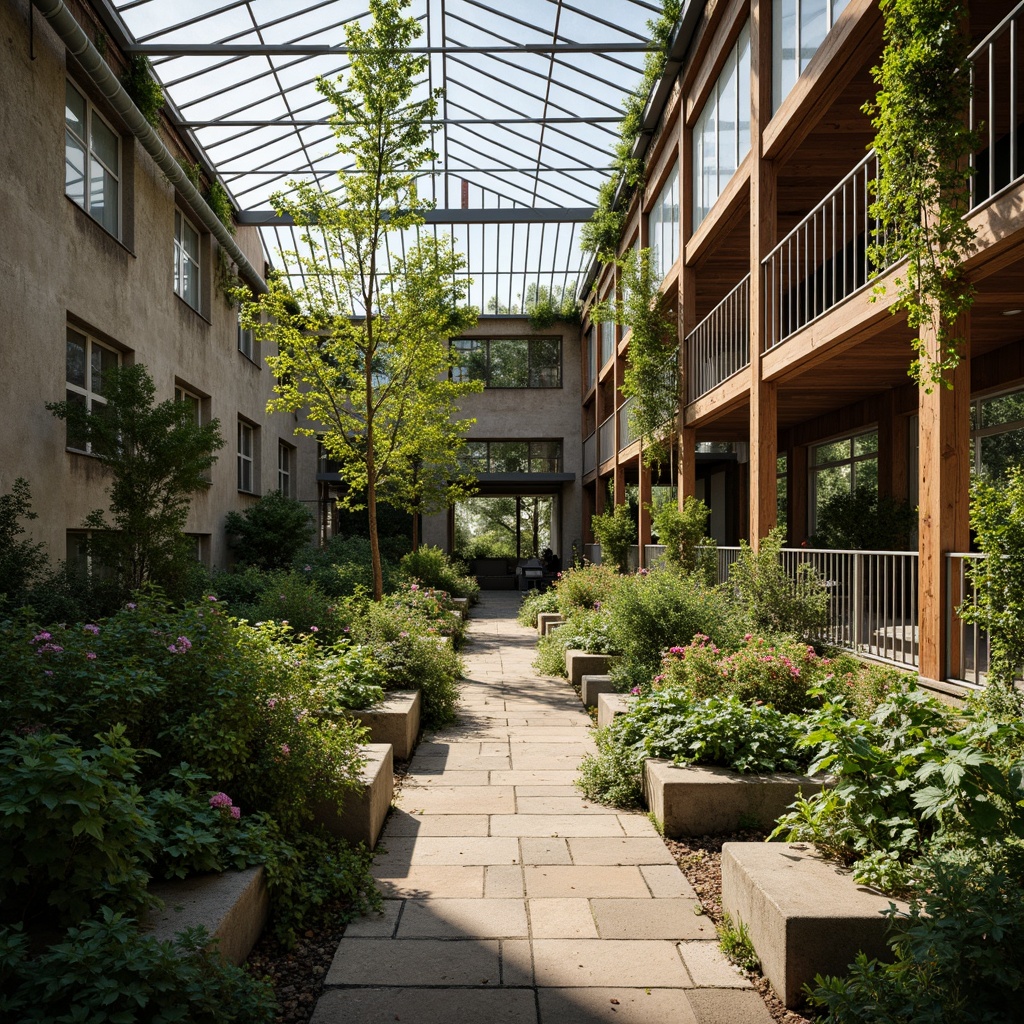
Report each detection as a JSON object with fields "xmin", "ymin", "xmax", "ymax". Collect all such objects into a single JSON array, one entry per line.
[
  {"xmin": 0, "ymin": 0, "xmax": 318, "ymax": 570},
  {"xmin": 422, "ymin": 316, "xmax": 584, "ymax": 559}
]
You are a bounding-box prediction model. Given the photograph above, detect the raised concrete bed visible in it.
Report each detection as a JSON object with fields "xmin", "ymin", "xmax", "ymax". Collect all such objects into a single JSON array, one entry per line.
[
  {"xmin": 565, "ymin": 649, "xmax": 616, "ymax": 687},
  {"xmin": 721, "ymin": 842, "xmax": 909, "ymax": 1008},
  {"xmin": 581, "ymin": 673, "xmax": 618, "ymax": 708},
  {"xmin": 451, "ymin": 597, "xmax": 469, "ymax": 618},
  {"xmin": 146, "ymin": 866, "xmax": 268, "ymax": 966},
  {"xmin": 313, "ymin": 743, "xmax": 394, "ymax": 849},
  {"xmin": 597, "ymin": 692, "xmax": 636, "ymax": 729},
  {"xmin": 537, "ymin": 612, "xmax": 564, "ymax": 637},
  {"xmin": 644, "ymin": 761, "xmax": 827, "ymax": 837},
  {"xmin": 353, "ymin": 691, "xmax": 421, "ymax": 760}
]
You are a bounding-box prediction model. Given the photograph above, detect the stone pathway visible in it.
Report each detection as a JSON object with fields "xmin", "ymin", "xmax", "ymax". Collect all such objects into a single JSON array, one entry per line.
[{"xmin": 311, "ymin": 594, "xmax": 771, "ymax": 1024}]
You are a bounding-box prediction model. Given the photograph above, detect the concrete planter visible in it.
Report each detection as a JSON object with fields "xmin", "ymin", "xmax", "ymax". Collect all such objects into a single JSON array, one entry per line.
[
  {"xmin": 643, "ymin": 760, "xmax": 827, "ymax": 838},
  {"xmin": 721, "ymin": 842, "xmax": 909, "ymax": 1008},
  {"xmin": 353, "ymin": 691, "xmax": 421, "ymax": 761},
  {"xmin": 537, "ymin": 612, "xmax": 564, "ymax": 637},
  {"xmin": 313, "ymin": 744, "xmax": 394, "ymax": 849},
  {"xmin": 451, "ymin": 597, "xmax": 469, "ymax": 619},
  {"xmin": 564, "ymin": 649, "xmax": 616, "ymax": 687},
  {"xmin": 580, "ymin": 673, "xmax": 618, "ymax": 708},
  {"xmin": 597, "ymin": 692, "xmax": 636, "ymax": 729},
  {"xmin": 146, "ymin": 866, "xmax": 268, "ymax": 966}
]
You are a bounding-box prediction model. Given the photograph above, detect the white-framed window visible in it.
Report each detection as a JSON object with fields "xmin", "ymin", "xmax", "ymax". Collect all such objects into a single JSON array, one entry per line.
[
  {"xmin": 693, "ymin": 22, "xmax": 751, "ymax": 229},
  {"xmin": 278, "ymin": 441, "xmax": 294, "ymax": 496},
  {"xmin": 238, "ymin": 308, "xmax": 255, "ymax": 360},
  {"xmin": 184, "ymin": 533, "xmax": 211, "ymax": 566},
  {"xmin": 650, "ymin": 163, "xmax": 680, "ymax": 282},
  {"xmin": 237, "ymin": 419, "xmax": 257, "ymax": 493},
  {"xmin": 65, "ymin": 80, "xmax": 120, "ymax": 236},
  {"xmin": 65, "ymin": 325, "xmax": 119, "ymax": 453},
  {"xmin": 174, "ymin": 209, "xmax": 201, "ymax": 310},
  {"xmin": 810, "ymin": 429, "xmax": 878, "ymax": 532},
  {"xmin": 970, "ymin": 387, "xmax": 1024, "ymax": 481},
  {"xmin": 66, "ymin": 530, "xmax": 114, "ymax": 580},
  {"xmin": 773, "ymin": 0, "xmax": 850, "ymax": 112}
]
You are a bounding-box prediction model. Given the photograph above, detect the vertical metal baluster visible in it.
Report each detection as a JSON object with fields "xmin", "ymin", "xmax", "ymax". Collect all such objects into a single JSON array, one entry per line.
[
  {"xmin": 990, "ymin": 44, "xmax": 995, "ymax": 200},
  {"xmin": 1011, "ymin": 19, "xmax": 1017, "ymax": 186}
]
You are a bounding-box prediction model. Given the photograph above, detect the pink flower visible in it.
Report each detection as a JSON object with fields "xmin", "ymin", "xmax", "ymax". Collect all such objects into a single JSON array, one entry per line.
[
  {"xmin": 630, "ymin": 686, "xmax": 641, "ymax": 695},
  {"xmin": 31, "ymin": 632, "xmax": 52, "ymax": 644},
  {"xmin": 126, "ymin": 602, "xmax": 137, "ymax": 610},
  {"xmin": 267, "ymin": 697, "xmax": 278, "ymax": 709},
  {"xmin": 43, "ymin": 670, "xmax": 53, "ymax": 677},
  {"xmin": 303, "ymin": 565, "xmax": 312, "ymax": 572},
  {"xmin": 230, "ymin": 806, "xmax": 241, "ymax": 820},
  {"xmin": 309, "ymin": 625, "xmax": 319, "ymax": 633},
  {"xmin": 400, "ymin": 631, "xmax": 409, "ymax": 638},
  {"xmin": 209, "ymin": 792, "xmax": 233, "ymax": 809},
  {"xmin": 280, "ymin": 744, "xmax": 291, "ymax": 757},
  {"xmin": 85, "ymin": 652, "xmax": 97, "ymax": 660},
  {"xmin": 84, "ymin": 624, "xmax": 100, "ymax": 635},
  {"xmin": 410, "ymin": 584, "xmax": 419, "ymax": 591},
  {"xmin": 206, "ymin": 595, "xmax": 217, "ymax": 602},
  {"xmin": 36, "ymin": 643, "xmax": 63, "ymax": 655}
]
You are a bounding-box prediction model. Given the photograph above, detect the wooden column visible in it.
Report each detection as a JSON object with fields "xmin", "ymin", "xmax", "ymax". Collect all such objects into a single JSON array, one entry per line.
[
  {"xmin": 679, "ymin": 102, "xmax": 697, "ymax": 506},
  {"xmin": 917, "ymin": 316, "xmax": 971, "ymax": 683},
  {"xmin": 638, "ymin": 467, "xmax": 653, "ymax": 565},
  {"xmin": 789, "ymin": 444, "xmax": 809, "ymax": 545},
  {"xmin": 748, "ymin": 0, "xmax": 778, "ymax": 548}
]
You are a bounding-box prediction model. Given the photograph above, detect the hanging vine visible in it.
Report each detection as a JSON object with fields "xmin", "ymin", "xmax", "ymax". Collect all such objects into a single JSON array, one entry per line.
[
  {"xmin": 592, "ymin": 247, "xmax": 678, "ymax": 467},
  {"xmin": 865, "ymin": 0, "xmax": 977, "ymax": 391},
  {"xmin": 580, "ymin": 0, "xmax": 682, "ymax": 260}
]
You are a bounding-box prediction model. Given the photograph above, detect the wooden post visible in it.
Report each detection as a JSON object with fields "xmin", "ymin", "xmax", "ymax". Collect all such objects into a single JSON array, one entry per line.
[
  {"xmin": 679, "ymin": 107, "xmax": 697, "ymax": 507},
  {"xmin": 789, "ymin": 444, "xmax": 809, "ymax": 545},
  {"xmin": 638, "ymin": 465, "xmax": 653, "ymax": 566},
  {"xmin": 917, "ymin": 315, "xmax": 971, "ymax": 683},
  {"xmin": 748, "ymin": 0, "xmax": 778, "ymax": 549}
]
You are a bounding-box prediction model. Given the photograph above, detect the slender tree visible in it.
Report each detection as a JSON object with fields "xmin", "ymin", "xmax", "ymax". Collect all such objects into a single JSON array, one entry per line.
[{"xmin": 242, "ymin": 0, "xmax": 480, "ymax": 599}]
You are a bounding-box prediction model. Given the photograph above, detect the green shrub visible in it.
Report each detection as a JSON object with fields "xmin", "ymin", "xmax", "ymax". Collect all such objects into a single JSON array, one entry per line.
[
  {"xmin": 303, "ymin": 535, "xmax": 402, "ymax": 598},
  {"xmin": 250, "ymin": 572, "xmax": 351, "ymax": 645},
  {"xmin": 604, "ymin": 568, "xmax": 748, "ymax": 679},
  {"xmin": 120, "ymin": 54, "xmax": 164, "ymax": 127},
  {"xmin": 650, "ymin": 495, "xmax": 716, "ymax": 581},
  {"xmin": 0, "ymin": 478, "xmax": 48, "ymax": 612},
  {"xmin": 730, "ymin": 528, "xmax": 829, "ymax": 643},
  {"xmin": 553, "ymin": 562, "xmax": 621, "ymax": 615},
  {"xmin": 812, "ymin": 485, "xmax": 917, "ymax": 550},
  {"xmin": 351, "ymin": 600, "xmax": 463, "ymax": 728},
  {"xmin": 0, "ymin": 910, "xmax": 275, "ymax": 1023},
  {"xmin": 517, "ymin": 587, "xmax": 559, "ymax": 627},
  {"xmin": 225, "ymin": 491, "xmax": 315, "ymax": 570},
  {"xmin": 591, "ymin": 503, "xmax": 637, "ymax": 572},
  {"xmin": 400, "ymin": 545, "xmax": 480, "ymax": 602},
  {"xmin": 576, "ymin": 719, "xmax": 647, "ymax": 809}
]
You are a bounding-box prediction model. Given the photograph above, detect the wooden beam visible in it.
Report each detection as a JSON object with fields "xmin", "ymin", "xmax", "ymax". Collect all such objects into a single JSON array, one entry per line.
[
  {"xmin": 917, "ymin": 315, "xmax": 971, "ymax": 683},
  {"xmin": 748, "ymin": 0, "xmax": 778, "ymax": 548},
  {"xmin": 684, "ymin": 154, "xmax": 752, "ymax": 266},
  {"xmin": 684, "ymin": 371, "xmax": 751, "ymax": 425}
]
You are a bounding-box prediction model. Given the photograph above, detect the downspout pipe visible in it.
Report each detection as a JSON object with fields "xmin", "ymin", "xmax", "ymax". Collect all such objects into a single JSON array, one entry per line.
[{"xmin": 31, "ymin": 0, "xmax": 267, "ymax": 293}]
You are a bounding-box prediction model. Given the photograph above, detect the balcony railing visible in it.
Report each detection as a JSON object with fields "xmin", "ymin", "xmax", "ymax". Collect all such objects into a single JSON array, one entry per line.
[
  {"xmin": 618, "ymin": 398, "xmax": 635, "ymax": 451},
  {"xmin": 597, "ymin": 413, "xmax": 615, "ymax": 466},
  {"xmin": 762, "ymin": 151, "xmax": 886, "ymax": 351},
  {"xmin": 687, "ymin": 274, "xmax": 750, "ymax": 401},
  {"xmin": 583, "ymin": 431, "xmax": 596, "ymax": 476},
  {"xmin": 970, "ymin": 1, "xmax": 1024, "ymax": 208}
]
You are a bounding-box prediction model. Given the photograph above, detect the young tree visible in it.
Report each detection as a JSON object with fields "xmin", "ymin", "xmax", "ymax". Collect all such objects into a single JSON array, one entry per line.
[
  {"xmin": 47, "ymin": 364, "xmax": 224, "ymax": 598},
  {"xmin": 242, "ymin": 0, "xmax": 481, "ymax": 600}
]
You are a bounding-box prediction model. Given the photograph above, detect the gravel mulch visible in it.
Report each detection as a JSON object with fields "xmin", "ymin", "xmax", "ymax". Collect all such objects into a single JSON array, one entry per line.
[{"xmin": 665, "ymin": 830, "xmax": 813, "ymax": 1024}]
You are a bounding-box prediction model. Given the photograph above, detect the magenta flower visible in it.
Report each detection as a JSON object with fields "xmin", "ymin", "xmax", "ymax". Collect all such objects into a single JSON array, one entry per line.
[
  {"xmin": 209, "ymin": 792, "xmax": 233, "ymax": 809},
  {"xmin": 206, "ymin": 595, "xmax": 217, "ymax": 602},
  {"xmin": 410, "ymin": 583, "xmax": 419, "ymax": 591},
  {"xmin": 230, "ymin": 806, "xmax": 241, "ymax": 820},
  {"xmin": 630, "ymin": 686, "xmax": 641, "ymax": 695},
  {"xmin": 309, "ymin": 625, "xmax": 319, "ymax": 633},
  {"xmin": 83, "ymin": 624, "xmax": 100, "ymax": 635},
  {"xmin": 31, "ymin": 632, "xmax": 52, "ymax": 644},
  {"xmin": 267, "ymin": 697, "xmax": 278, "ymax": 709},
  {"xmin": 36, "ymin": 643, "xmax": 64, "ymax": 656},
  {"xmin": 280, "ymin": 743, "xmax": 291, "ymax": 757},
  {"xmin": 85, "ymin": 652, "xmax": 97, "ymax": 660}
]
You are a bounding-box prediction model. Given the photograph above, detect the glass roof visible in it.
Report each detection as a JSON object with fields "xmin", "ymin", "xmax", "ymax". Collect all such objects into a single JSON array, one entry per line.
[{"xmin": 102, "ymin": 0, "xmax": 664, "ymax": 310}]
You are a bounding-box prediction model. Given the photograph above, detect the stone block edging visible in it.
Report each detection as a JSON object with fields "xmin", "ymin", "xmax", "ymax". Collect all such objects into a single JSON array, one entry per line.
[
  {"xmin": 312, "ymin": 743, "xmax": 394, "ymax": 849},
  {"xmin": 353, "ymin": 691, "xmax": 421, "ymax": 760},
  {"xmin": 537, "ymin": 612, "xmax": 564, "ymax": 637},
  {"xmin": 721, "ymin": 842, "xmax": 909, "ymax": 1008},
  {"xmin": 581, "ymin": 673, "xmax": 617, "ymax": 708},
  {"xmin": 565, "ymin": 649, "xmax": 616, "ymax": 687},
  {"xmin": 597, "ymin": 692, "xmax": 636, "ymax": 729},
  {"xmin": 146, "ymin": 866, "xmax": 268, "ymax": 966},
  {"xmin": 643, "ymin": 760, "xmax": 828, "ymax": 837}
]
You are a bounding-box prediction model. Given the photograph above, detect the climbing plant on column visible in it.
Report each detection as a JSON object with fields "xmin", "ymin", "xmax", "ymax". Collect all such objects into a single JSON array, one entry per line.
[{"xmin": 865, "ymin": 0, "xmax": 978, "ymax": 390}]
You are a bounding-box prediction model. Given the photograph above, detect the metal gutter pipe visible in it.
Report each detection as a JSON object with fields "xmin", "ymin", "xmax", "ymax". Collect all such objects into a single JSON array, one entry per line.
[{"xmin": 31, "ymin": 0, "xmax": 267, "ymax": 293}]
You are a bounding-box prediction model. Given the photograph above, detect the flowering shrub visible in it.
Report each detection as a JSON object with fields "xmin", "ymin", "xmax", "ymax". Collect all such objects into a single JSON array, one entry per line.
[
  {"xmin": 534, "ymin": 608, "xmax": 618, "ymax": 677},
  {"xmin": 517, "ymin": 586, "xmax": 559, "ymax": 627},
  {"xmin": 553, "ymin": 562, "xmax": 621, "ymax": 615},
  {"xmin": 400, "ymin": 545, "xmax": 480, "ymax": 603}
]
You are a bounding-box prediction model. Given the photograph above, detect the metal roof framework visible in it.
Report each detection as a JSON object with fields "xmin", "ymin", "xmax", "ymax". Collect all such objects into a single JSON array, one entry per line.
[{"xmin": 92, "ymin": 0, "xmax": 665, "ymax": 313}]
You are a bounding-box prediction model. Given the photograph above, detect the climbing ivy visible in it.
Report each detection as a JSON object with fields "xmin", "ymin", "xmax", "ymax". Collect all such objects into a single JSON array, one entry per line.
[
  {"xmin": 592, "ymin": 248, "xmax": 678, "ymax": 467},
  {"xmin": 580, "ymin": 0, "xmax": 682, "ymax": 260},
  {"xmin": 120, "ymin": 54, "xmax": 164, "ymax": 129},
  {"xmin": 865, "ymin": 0, "xmax": 977, "ymax": 391}
]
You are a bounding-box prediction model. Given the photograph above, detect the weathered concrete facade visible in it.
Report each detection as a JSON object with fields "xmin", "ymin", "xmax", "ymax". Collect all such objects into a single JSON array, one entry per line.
[{"xmin": 0, "ymin": 0, "xmax": 318, "ymax": 569}]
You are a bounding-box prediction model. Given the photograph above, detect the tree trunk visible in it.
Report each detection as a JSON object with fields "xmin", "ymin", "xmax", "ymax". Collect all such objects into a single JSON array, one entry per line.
[{"xmin": 367, "ymin": 462, "xmax": 383, "ymax": 601}]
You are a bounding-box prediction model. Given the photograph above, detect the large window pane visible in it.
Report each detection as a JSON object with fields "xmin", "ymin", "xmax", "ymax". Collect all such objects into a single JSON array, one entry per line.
[
  {"xmin": 91, "ymin": 115, "xmax": 118, "ymax": 172},
  {"xmin": 718, "ymin": 49, "xmax": 738, "ymax": 192},
  {"xmin": 66, "ymin": 329, "xmax": 87, "ymax": 387},
  {"xmin": 490, "ymin": 441, "xmax": 529, "ymax": 473},
  {"xmin": 530, "ymin": 440, "xmax": 562, "ymax": 473},
  {"xmin": 800, "ymin": 0, "xmax": 828, "ymax": 72},
  {"xmin": 65, "ymin": 82, "xmax": 86, "ymax": 137},
  {"xmin": 529, "ymin": 338, "xmax": 561, "ymax": 387},
  {"xmin": 813, "ymin": 439, "xmax": 851, "ymax": 465},
  {"xmin": 91, "ymin": 343, "xmax": 118, "ymax": 396},
  {"xmin": 981, "ymin": 391, "xmax": 1024, "ymax": 428},
  {"xmin": 981, "ymin": 429, "xmax": 1024, "ymax": 479},
  {"xmin": 488, "ymin": 340, "xmax": 529, "ymax": 387},
  {"xmin": 600, "ymin": 320, "xmax": 615, "ymax": 367},
  {"xmin": 91, "ymin": 164, "xmax": 118, "ymax": 235},
  {"xmin": 65, "ymin": 131, "xmax": 86, "ymax": 207},
  {"xmin": 774, "ymin": 0, "xmax": 798, "ymax": 109}
]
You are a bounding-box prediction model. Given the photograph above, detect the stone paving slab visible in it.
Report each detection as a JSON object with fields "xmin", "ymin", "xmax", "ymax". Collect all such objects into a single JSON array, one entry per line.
[{"xmin": 313, "ymin": 595, "xmax": 773, "ymax": 1024}]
